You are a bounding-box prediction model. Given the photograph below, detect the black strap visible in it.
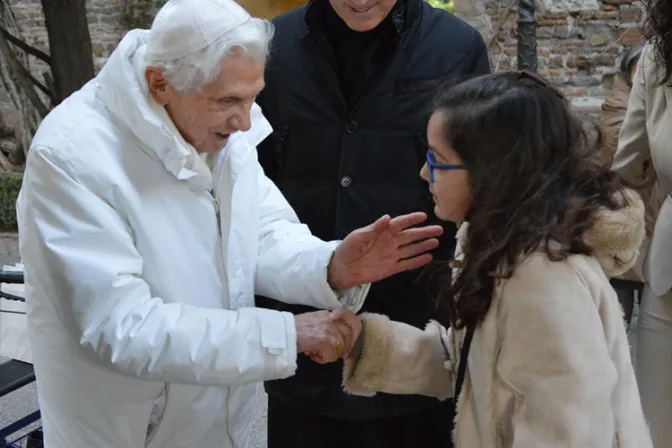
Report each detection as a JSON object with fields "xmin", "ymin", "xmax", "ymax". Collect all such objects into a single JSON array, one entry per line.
[{"xmin": 453, "ymin": 325, "xmax": 475, "ymax": 416}]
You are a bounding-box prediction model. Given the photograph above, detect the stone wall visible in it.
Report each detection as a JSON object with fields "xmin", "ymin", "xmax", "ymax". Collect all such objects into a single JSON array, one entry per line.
[
  {"xmin": 455, "ymin": 0, "xmax": 646, "ymax": 124},
  {"xmin": 0, "ymin": 0, "xmax": 647, "ymax": 129}
]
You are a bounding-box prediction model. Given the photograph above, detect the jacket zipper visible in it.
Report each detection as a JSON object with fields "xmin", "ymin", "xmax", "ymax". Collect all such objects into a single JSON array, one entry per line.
[
  {"xmin": 279, "ymin": 125, "xmax": 289, "ymax": 144},
  {"xmin": 145, "ymin": 384, "xmax": 169, "ymax": 447},
  {"xmin": 210, "ymin": 190, "xmax": 221, "ymax": 236}
]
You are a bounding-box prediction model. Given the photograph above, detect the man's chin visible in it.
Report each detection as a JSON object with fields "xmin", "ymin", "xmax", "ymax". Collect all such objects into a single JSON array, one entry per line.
[
  {"xmin": 197, "ymin": 137, "xmax": 229, "ymax": 154},
  {"xmin": 217, "ymin": 137, "xmax": 230, "ymax": 149}
]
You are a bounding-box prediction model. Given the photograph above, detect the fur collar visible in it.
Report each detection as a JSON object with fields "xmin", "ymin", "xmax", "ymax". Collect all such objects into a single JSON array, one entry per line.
[{"xmin": 455, "ymin": 188, "xmax": 646, "ymax": 277}]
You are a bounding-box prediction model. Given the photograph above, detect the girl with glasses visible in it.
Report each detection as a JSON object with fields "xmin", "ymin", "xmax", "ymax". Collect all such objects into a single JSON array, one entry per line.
[{"xmin": 325, "ymin": 71, "xmax": 653, "ymax": 447}]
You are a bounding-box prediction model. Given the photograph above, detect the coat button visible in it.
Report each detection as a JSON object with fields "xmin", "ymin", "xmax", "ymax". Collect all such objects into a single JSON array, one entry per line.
[
  {"xmin": 345, "ymin": 121, "xmax": 358, "ymax": 134},
  {"xmin": 340, "ymin": 176, "xmax": 352, "ymax": 188}
]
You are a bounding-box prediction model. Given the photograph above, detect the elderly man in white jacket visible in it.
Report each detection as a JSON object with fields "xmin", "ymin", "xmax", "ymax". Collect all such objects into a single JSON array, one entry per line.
[{"xmin": 15, "ymin": 1, "xmax": 443, "ymax": 447}]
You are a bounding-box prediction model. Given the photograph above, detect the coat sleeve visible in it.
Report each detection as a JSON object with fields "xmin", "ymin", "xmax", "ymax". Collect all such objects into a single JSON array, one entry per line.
[
  {"xmin": 468, "ymin": 29, "xmax": 491, "ymax": 75},
  {"xmin": 612, "ymin": 45, "xmax": 651, "ymax": 182},
  {"xmin": 341, "ymin": 313, "xmax": 453, "ymax": 400},
  {"xmin": 497, "ymin": 258, "xmax": 617, "ymax": 447},
  {"xmin": 253, "ymin": 163, "xmax": 369, "ymax": 312},
  {"xmin": 18, "ymin": 145, "xmax": 298, "ymax": 386},
  {"xmin": 599, "ymin": 88, "xmax": 628, "ymax": 165}
]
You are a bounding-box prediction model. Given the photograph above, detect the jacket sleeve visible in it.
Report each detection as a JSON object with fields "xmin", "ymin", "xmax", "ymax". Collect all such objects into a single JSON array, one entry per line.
[
  {"xmin": 341, "ymin": 313, "xmax": 453, "ymax": 400},
  {"xmin": 612, "ymin": 45, "xmax": 651, "ymax": 182},
  {"xmin": 18, "ymin": 145, "xmax": 298, "ymax": 386},
  {"xmin": 497, "ymin": 258, "xmax": 617, "ymax": 447},
  {"xmin": 599, "ymin": 90, "xmax": 628, "ymax": 165},
  {"xmin": 468, "ymin": 30, "xmax": 491, "ymax": 75},
  {"xmin": 254, "ymin": 164, "xmax": 369, "ymax": 313}
]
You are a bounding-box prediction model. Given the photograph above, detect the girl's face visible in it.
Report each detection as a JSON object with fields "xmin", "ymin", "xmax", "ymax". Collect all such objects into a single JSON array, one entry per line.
[{"xmin": 420, "ymin": 111, "xmax": 471, "ymax": 223}]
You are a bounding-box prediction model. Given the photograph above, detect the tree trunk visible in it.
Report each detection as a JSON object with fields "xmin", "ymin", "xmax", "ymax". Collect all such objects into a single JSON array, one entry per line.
[
  {"xmin": 516, "ymin": 0, "xmax": 537, "ymax": 72},
  {"xmin": 40, "ymin": 0, "xmax": 94, "ymax": 104}
]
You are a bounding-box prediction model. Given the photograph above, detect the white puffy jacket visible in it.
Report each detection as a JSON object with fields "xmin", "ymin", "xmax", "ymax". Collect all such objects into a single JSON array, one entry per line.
[{"xmin": 17, "ymin": 29, "xmax": 367, "ymax": 448}]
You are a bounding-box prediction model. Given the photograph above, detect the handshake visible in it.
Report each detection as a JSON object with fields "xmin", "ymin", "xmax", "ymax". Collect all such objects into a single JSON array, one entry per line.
[{"xmin": 294, "ymin": 308, "xmax": 362, "ymax": 364}]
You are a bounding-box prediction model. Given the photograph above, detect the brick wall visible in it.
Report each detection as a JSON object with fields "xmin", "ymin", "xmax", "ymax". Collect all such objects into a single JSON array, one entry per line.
[
  {"xmin": 455, "ymin": 0, "xmax": 646, "ymax": 124},
  {"xmin": 0, "ymin": 0, "xmax": 646, "ymax": 130}
]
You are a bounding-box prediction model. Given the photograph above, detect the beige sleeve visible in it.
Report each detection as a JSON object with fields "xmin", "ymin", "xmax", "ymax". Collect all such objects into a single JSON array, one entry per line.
[
  {"xmin": 612, "ymin": 44, "xmax": 652, "ymax": 182},
  {"xmin": 341, "ymin": 313, "xmax": 453, "ymax": 401}
]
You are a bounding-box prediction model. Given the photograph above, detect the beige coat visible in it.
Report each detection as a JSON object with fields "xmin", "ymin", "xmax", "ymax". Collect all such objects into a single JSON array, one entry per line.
[
  {"xmin": 613, "ymin": 43, "xmax": 672, "ymax": 296},
  {"xmin": 342, "ymin": 190, "xmax": 652, "ymax": 448},
  {"xmin": 602, "ymin": 75, "xmax": 663, "ymax": 282}
]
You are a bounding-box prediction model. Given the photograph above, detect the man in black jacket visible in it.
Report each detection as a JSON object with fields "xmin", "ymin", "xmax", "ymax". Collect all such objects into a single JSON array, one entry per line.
[{"xmin": 256, "ymin": 0, "xmax": 489, "ymax": 446}]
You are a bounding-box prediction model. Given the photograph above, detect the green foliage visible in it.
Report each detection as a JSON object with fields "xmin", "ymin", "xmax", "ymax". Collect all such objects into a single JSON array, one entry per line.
[
  {"xmin": 427, "ymin": 0, "xmax": 455, "ymax": 13},
  {"xmin": 0, "ymin": 172, "xmax": 22, "ymax": 231}
]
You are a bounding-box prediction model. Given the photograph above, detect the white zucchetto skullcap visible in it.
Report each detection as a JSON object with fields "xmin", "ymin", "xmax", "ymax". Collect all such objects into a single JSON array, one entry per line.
[{"xmin": 145, "ymin": 0, "xmax": 252, "ymax": 62}]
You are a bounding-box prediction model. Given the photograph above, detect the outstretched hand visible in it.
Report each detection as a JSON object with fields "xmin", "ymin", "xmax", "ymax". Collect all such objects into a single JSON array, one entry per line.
[{"xmin": 327, "ymin": 212, "xmax": 444, "ymax": 290}]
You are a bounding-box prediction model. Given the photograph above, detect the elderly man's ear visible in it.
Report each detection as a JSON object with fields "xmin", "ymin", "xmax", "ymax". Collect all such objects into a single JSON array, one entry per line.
[{"xmin": 145, "ymin": 66, "xmax": 172, "ymax": 106}]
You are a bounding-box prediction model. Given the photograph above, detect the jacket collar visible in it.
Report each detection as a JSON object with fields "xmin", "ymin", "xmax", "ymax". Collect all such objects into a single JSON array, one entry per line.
[
  {"xmin": 95, "ymin": 29, "xmax": 271, "ymax": 191},
  {"xmin": 456, "ymin": 188, "xmax": 646, "ymax": 277},
  {"xmin": 304, "ymin": 0, "xmax": 420, "ymax": 38}
]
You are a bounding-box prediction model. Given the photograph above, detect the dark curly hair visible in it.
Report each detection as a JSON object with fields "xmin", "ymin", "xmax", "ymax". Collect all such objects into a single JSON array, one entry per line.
[
  {"xmin": 643, "ymin": 0, "xmax": 672, "ymax": 85},
  {"xmin": 435, "ymin": 72, "xmax": 629, "ymax": 330}
]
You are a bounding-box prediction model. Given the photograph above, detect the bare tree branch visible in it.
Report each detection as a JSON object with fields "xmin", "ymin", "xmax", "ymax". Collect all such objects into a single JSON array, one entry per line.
[
  {"xmin": 0, "ymin": 0, "xmax": 41, "ymax": 158},
  {"xmin": 20, "ymin": 62, "xmax": 50, "ymax": 97},
  {"xmin": 0, "ymin": 24, "xmax": 50, "ymax": 64},
  {"xmin": 0, "ymin": 24, "xmax": 49, "ymax": 118},
  {"xmin": 42, "ymin": 70, "xmax": 57, "ymax": 105},
  {"xmin": 488, "ymin": 0, "xmax": 518, "ymax": 51},
  {"xmin": 0, "ymin": 144, "xmax": 15, "ymax": 171}
]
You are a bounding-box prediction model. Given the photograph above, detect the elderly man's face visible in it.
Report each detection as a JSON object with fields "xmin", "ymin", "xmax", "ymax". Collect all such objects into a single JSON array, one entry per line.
[
  {"xmin": 147, "ymin": 51, "xmax": 265, "ymax": 154},
  {"xmin": 329, "ymin": 0, "xmax": 398, "ymax": 32}
]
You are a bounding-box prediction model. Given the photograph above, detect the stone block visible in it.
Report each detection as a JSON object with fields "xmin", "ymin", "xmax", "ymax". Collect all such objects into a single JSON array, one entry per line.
[
  {"xmin": 618, "ymin": 26, "xmax": 644, "ymax": 46},
  {"xmin": 587, "ymin": 24, "xmax": 616, "ymax": 46},
  {"xmin": 537, "ymin": 26, "xmax": 556, "ymax": 38},
  {"xmin": 556, "ymin": 24, "xmax": 585, "ymax": 39},
  {"xmin": 537, "ymin": 0, "xmax": 600, "ymax": 13},
  {"xmin": 548, "ymin": 56, "xmax": 564, "ymax": 68},
  {"xmin": 620, "ymin": 7, "xmax": 642, "ymax": 24},
  {"xmin": 570, "ymin": 74, "xmax": 602, "ymax": 87},
  {"xmin": 590, "ymin": 54, "xmax": 616, "ymax": 67}
]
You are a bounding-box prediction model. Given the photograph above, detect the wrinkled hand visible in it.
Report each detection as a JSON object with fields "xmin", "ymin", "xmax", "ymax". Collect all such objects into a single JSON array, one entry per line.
[
  {"xmin": 295, "ymin": 310, "xmax": 354, "ymax": 364},
  {"xmin": 296, "ymin": 309, "xmax": 363, "ymax": 364},
  {"xmin": 328, "ymin": 212, "xmax": 444, "ymax": 290},
  {"xmin": 328, "ymin": 308, "xmax": 362, "ymax": 360}
]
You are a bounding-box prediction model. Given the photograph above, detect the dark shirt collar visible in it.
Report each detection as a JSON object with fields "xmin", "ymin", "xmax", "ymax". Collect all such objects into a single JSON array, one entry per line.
[{"xmin": 304, "ymin": 0, "xmax": 420, "ymax": 39}]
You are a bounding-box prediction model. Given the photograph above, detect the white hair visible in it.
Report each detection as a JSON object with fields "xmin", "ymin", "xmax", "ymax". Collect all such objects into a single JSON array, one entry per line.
[{"xmin": 146, "ymin": 18, "xmax": 274, "ymax": 93}]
